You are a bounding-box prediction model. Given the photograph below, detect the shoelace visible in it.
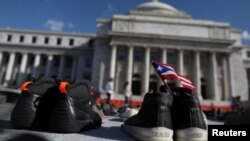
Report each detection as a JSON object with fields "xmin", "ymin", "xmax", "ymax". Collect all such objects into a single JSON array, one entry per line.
[{"xmin": 33, "ymin": 96, "xmax": 41, "ymax": 108}]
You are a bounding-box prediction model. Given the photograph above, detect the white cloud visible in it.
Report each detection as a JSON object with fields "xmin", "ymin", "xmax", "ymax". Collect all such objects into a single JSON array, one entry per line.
[
  {"xmin": 68, "ymin": 23, "xmax": 74, "ymax": 28},
  {"xmin": 44, "ymin": 19, "xmax": 65, "ymax": 31},
  {"xmin": 108, "ymin": 3, "xmax": 115, "ymax": 12},
  {"xmin": 44, "ymin": 19, "xmax": 74, "ymax": 31},
  {"xmin": 242, "ymin": 30, "xmax": 250, "ymax": 40},
  {"xmin": 103, "ymin": 3, "xmax": 115, "ymax": 18}
]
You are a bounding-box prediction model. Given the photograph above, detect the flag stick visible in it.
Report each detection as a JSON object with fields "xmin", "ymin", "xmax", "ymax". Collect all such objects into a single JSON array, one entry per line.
[
  {"xmin": 152, "ymin": 66, "xmax": 172, "ymax": 92},
  {"xmin": 151, "ymin": 60, "xmax": 173, "ymax": 92},
  {"xmin": 160, "ymin": 78, "xmax": 172, "ymax": 93}
]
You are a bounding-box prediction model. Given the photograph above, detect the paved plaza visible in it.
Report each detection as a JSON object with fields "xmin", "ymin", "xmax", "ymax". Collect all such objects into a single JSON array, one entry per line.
[{"xmin": 0, "ymin": 102, "xmax": 223, "ymax": 141}]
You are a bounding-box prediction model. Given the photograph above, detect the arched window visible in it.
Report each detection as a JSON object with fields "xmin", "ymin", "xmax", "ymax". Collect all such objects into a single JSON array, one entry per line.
[
  {"xmin": 132, "ymin": 74, "xmax": 141, "ymax": 95},
  {"xmin": 149, "ymin": 74, "xmax": 158, "ymax": 92},
  {"xmin": 201, "ymin": 77, "xmax": 207, "ymax": 99}
]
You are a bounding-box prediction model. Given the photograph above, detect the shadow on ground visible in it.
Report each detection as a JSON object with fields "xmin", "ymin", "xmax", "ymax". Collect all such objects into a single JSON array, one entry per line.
[
  {"xmin": 80, "ymin": 126, "xmax": 133, "ymax": 141},
  {"xmin": 0, "ymin": 120, "xmax": 14, "ymax": 130},
  {"xmin": 5, "ymin": 133, "xmax": 49, "ymax": 141}
]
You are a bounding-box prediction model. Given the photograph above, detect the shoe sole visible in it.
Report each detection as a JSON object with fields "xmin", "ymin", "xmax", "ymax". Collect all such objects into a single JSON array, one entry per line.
[
  {"xmin": 10, "ymin": 95, "xmax": 35, "ymax": 128},
  {"xmin": 122, "ymin": 124, "xmax": 173, "ymax": 141},
  {"xmin": 175, "ymin": 127, "xmax": 207, "ymax": 141},
  {"xmin": 50, "ymin": 95, "xmax": 93, "ymax": 133}
]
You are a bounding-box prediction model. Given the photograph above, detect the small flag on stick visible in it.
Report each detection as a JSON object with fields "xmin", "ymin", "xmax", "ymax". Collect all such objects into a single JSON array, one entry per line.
[{"xmin": 151, "ymin": 60, "xmax": 195, "ymax": 92}]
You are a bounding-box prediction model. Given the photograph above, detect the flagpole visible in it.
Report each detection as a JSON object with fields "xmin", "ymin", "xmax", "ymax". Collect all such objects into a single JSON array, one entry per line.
[
  {"xmin": 160, "ymin": 78, "xmax": 172, "ymax": 93},
  {"xmin": 152, "ymin": 66, "xmax": 172, "ymax": 93},
  {"xmin": 151, "ymin": 60, "xmax": 173, "ymax": 93}
]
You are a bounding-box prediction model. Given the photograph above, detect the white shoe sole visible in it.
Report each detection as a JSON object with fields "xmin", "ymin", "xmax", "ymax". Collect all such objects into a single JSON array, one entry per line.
[
  {"xmin": 175, "ymin": 127, "xmax": 207, "ymax": 141},
  {"xmin": 122, "ymin": 124, "xmax": 173, "ymax": 141}
]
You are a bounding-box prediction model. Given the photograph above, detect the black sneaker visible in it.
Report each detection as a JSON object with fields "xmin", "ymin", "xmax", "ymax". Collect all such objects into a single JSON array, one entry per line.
[
  {"xmin": 30, "ymin": 77, "xmax": 58, "ymax": 130},
  {"xmin": 122, "ymin": 87, "xmax": 173, "ymax": 141},
  {"xmin": 171, "ymin": 87, "xmax": 207, "ymax": 141},
  {"xmin": 10, "ymin": 77, "xmax": 57, "ymax": 129},
  {"xmin": 49, "ymin": 80, "xmax": 102, "ymax": 133}
]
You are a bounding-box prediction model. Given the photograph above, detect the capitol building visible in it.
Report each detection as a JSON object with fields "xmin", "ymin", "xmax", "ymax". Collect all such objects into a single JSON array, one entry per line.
[{"xmin": 0, "ymin": 0, "xmax": 249, "ymax": 104}]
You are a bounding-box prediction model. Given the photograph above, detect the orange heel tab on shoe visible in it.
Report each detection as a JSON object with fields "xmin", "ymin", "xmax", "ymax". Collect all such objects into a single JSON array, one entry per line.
[
  {"xmin": 20, "ymin": 81, "xmax": 32, "ymax": 91},
  {"xmin": 59, "ymin": 81, "xmax": 70, "ymax": 94}
]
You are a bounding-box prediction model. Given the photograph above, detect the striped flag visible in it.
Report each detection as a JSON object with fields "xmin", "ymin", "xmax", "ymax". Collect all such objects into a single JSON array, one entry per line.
[
  {"xmin": 151, "ymin": 61, "xmax": 179, "ymax": 80},
  {"xmin": 152, "ymin": 60, "xmax": 195, "ymax": 92},
  {"xmin": 177, "ymin": 75, "xmax": 195, "ymax": 92}
]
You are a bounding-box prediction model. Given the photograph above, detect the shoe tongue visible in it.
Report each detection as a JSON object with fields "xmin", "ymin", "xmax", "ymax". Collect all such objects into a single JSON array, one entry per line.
[
  {"xmin": 67, "ymin": 79, "xmax": 91, "ymax": 100},
  {"xmin": 159, "ymin": 85, "xmax": 168, "ymax": 92},
  {"xmin": 144, "ymin": 91, "xmax": 171, "ymax": 103},
  {"xmin": 170, "ymin": 87, "xmax": 192, "ymax": 94},
  {"xmin": 28, "ymin": 77, "xmax": 57, "ymax": 95}
]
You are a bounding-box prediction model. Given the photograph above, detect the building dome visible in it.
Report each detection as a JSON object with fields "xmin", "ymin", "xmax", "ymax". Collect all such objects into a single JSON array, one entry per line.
[{"xmin": 136, "ymin": 0, "xmax": 178, "ymax": 12}]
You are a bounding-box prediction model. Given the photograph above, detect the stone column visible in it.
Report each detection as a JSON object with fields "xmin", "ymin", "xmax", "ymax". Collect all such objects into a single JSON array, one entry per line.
[
  {"xmin": 109, "ymin": 45, "xmax": 117, "ymax": 79},
  {"xmin": 76, "ymin": 56, "xmax": 84, "ymax": 78},
  {"xmin": 0, "ymin": 52, "xmax": 3, "ymax": 66},
  {"xmin": 58, "ymin": 55, "xmax": 65, "ymax": 79},
  {"xmin": 161, "ymin": 48, "xmax": 167, "ymax": 64},
  {"xmin": 45, "ymin": 55, "xmax": 53, "ymax": 77},
  {"xmin": 0, "ymin": 52, "xmax": 3, "ymax": 83},
  {"xmin": 222, "ymin": 55, "xmax": 230, "ymax": 100},
  {"xmin": 228, "ymin": 54, "xmax": 235, "ymax": 98},
  {"xmin": 142, "ymin": 47, "xmax": 150, "ymax": 94},
  {"xmin": 99, "ymin": 61, "xmax": 105, "ymax": 92},
  {"xmin": 194, "ymin": 51, "xmax": 202, "ymax": 99},
  {"xmin": 3, "ymin": 52, "xmax": 16, "ymax": 87},
  {"xmin": 32, "ymin": 54, "xmax": 41, "ymax": 78},
  {"xmin": 158, "ymin": 48, "xmax": 167, "ymax": 87},
  {"xmin": 109, "ymin": 45, "xmax": 117, "ymax": 94},
  {"xmin": 210, "ymin": 52, "xmax": 219, "ymax": 100},
  {"xmin": 17, "ymin": 53, "xmax": 28, "ymax": 85},
  {"xmin": 126, "ymin": 46, "xmax": 134, "ymax": 89},
  {"xmin": 71, "ymin": 57, "xmax": 77, "ymax": 80},
  {"xmin": 177, "ymin": 50, "xmax": 184, "ymax": 74}
]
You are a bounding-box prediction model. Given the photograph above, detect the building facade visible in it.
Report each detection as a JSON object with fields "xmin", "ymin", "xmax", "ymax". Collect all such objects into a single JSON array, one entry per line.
[
  {"xmin": 0, "ymin": 0, "xmax": 249, "ymax": 102},
  {"xmin": 0, "ymin": 29, "xmax": 94, "ymax": 88}
]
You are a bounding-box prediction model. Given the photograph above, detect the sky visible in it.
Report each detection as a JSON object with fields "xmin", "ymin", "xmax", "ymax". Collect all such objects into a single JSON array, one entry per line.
[{"xmin": 0, "ymin": 0, "xmax": 250, "ymax": 44}]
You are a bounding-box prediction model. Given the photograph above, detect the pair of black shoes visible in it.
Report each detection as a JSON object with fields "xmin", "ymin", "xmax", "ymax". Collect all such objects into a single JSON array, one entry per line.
[
  {"xmin": 122, "ymin": 86, "xmax": 207, "ymax": 141},
  {"xmin": 10, "ymin": 77, "xmax": 102, "ymax": 133}
]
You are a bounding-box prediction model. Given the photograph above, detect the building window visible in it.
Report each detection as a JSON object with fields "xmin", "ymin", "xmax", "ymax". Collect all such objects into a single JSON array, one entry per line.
[
  {"xmin": 118, "ymin": 50, "xmax": 126, "ymax": 61},
  {"xmin": 66, "ymin": 57, "xmax": 73, "ymax": 67},
  {"xmin": 85, "ymin": 57, "xmax": 92, "ymax": 68},
  {"xmin": 29, "ymin": 56, "xmax": 35, "ymax": 65},
  {"xmin": 20, "ymin": 35, "xmax": 24, "ymax": 43},
  {"xmin": 54, "ymin": 57, "xmax": 60, "ymax": 67},
  {"xmin": 134, "ymin": 50, "xmax": 142, "ymax": 61},
  {"xmin": 42, "ymin": 57, "xmax": 47, "ymax": 66},
  {"xmin": 7, "ymin": 35, "xmax": 12, "ymax": 42},
  {"xmin": 44, "ymin": 37, "xmax": 49, "ymax": 44},
  {"xmin": 88, "ymin": 39, "xmax": 94, "ymax": 47},
  {"xmin": 4, "ymin": 54, "xmax": 9, "ymax": 63},
  {"xmin": 217, "ymin": 56, "xmax": 222, "ymax": 66},
  {"xmin": 64, "ymin": 75, "xmax": 71, "ymax": 80},
  {"xmin": 32, "ymin": 36, "xmax": 37, "ymax": 43},
  {"xmin": 184, "ymin": 53, "xmax": 190, "ymax": 65},
  {"xmin": 247, "ymin": 51, "xmax": 250, "ymax": 58},
  {"xmin": 57, "ymin": 38, "xmax": 61, "ymax": 45},
  {"xmin": 17, "ymin": 56, "xmax": 22, "ymax": 64},
  {"xmin": 149, "ymin": 75, "xmax": 158, "ymax": 92},
  {"xmin": 201, "ymin": 78, "xmax": 207, "ymax": 99},
  {"xmin": 132, "ymin": 74, "xmax": 141, "ymax": 95},
  {"xmin": 69, "ymin": 39, "xmax": 74, "ymax": 46},
  {"xmin": 82, "ymin": 73, "xmax": 91, "ymax": 81},
  {"xmin": 151, "ymin": 51, "xmax": 160, "ymax": 61},
  {"xmin": 167, "ymin": 52, "xmax": 175, "ymax": 66}
]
